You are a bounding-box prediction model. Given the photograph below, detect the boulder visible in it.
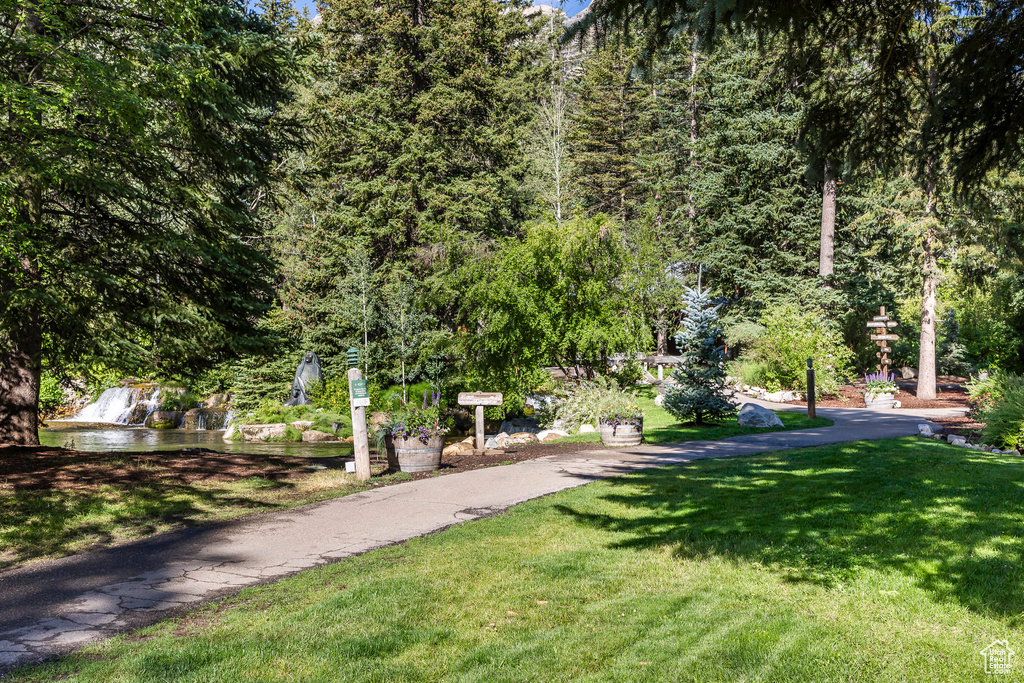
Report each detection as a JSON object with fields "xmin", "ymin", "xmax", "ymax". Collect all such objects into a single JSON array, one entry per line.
[
  {"xmin": 947, "ymin": 435, "xmax": 967, "ymax": 446},
  {"xmin": 760, "ymin": 391, "xmax": 796, "ymax": 403},
  {"xmin": 578, "ymin": 424, "xmax": 596, "ymax": 434},
  {"xmin": 290, "ymin": 420, "xmax": 315, "ymax": 432},
  {"xmin": 900, "ymin": 366, "xmax": 918, "ymax": 379},
  {"xmin": 484, "ymin": 432, "xmax": 509, "ymax": 450},
  {"xmin": 736, "ymin": 404, "xmax": 784, "ymax": 428},
  {"xmin": 498, "ymin": 432, "xmax": 539, "ymax": 446},
  {"xmin": 238, "ymin": 423, "xmax": 288, "ymax": 442},
  {"xmin": 302, "ymin": 429, "xmax": 338, "ymax": 443},
  {"xmin": 146, "ymin": 410, "xmax": 182, "ymax": 429},
  {"xmin": 918, "ymin": 423, "xmax": 934, "ymax": 436},
  {"xmin": 537, "ymin": 429, "xmax": 568, "ymax": 442},
  {"xmin": 499, "ymin": 417, "xmax": 542, "ymax": 435},
  {"xmin": 442, "ymin": 441, "xmax": 475, "ymax": 457},
  {"xmin": 201, "ymin": 393, "xmax": 231, "ymax": 409},
  {"xmin": 222, "ymin": 424, "xmax": 239, "ymax": 442},
  {"xmin": 654, "ymin": 394, "xmax": 665, "ymax": 407}
]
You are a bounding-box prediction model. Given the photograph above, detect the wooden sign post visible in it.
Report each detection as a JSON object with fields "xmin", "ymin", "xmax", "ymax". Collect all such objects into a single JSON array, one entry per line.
[
  {"xmin": 348, "ymin": 367, "xmax": 371, "ymax": 481},
  {"xmin": 457, "ymin": 392, "xmax": 503, "ymax": 451},
  {"xmin": 866, "ymin": 306, "xmax": 899, "ymax": 374}
]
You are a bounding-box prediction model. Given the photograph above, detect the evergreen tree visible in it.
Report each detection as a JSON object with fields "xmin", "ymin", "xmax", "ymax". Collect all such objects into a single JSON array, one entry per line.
[
  {"xmin": 663, "ymin": 287, "xmax": 736, "ymax": 424},
  {"xmin": 0, "ymin": 1, "xmax": 299, "ymax": 444}
]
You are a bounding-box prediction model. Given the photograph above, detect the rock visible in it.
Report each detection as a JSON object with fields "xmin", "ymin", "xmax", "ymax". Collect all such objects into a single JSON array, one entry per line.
[
  {"xmin": 302, "ymin": 429, "xmax": 338, "ymax": 443},
  {"xmin": 918, "ymin": 424, "xmax": 934, "ymax": 436},
  {"xmin": 654, "ymin": 394, "xmax": 665, "ymax": 407},
  {"xmin": 760, "ymin": 391, "xmax": 796, "ymax": 403},
  {"xmin": 290, "ymin": 420, "xmax": 315, "ymax": 432},
  {"xmin": 991, "ymin": 448, "xmax": 1002, "ymax": 454},
  {"xmin": 369, "ymin": 412, "xmax": 391, "ymax": 428},
  {"xmin": 537, "ymin": 429, "xmax": 568, "ymax": 442},
  {"xmin": 484, "ymin": 432, "xmax": 508, "ymax": 449},
  {"xmin": 146, "ymin": 410, "xmax": 182, "ymax": 429},
  {"xmin": 736, "ymin": 404, "xmax": 784, "ymax": 428},
  {"xmin": 223, "ymin": 424, "xmax": 238, "ymax": 442},
  {"xmin": 578, "ymin": 424, "xmax": 596, "ymax": 434},
  {"xmin": 442, "ymin": 441, "xmax": 475, "ymax": 457},
  {"xmin": 893, "ymin": 400, "xmax": 902, "ymax": 408},
  {"xmin": 1007, "ymin": 449, "xmax": 1021, "ymax": 456},
  {"xmin": 900, "ymin": 366, "xmax": 918, "ymax": 379},
  {"xmin": 947, "ymin": 435, "xmax": 967, "ymax": 446},
  {"xmin": 201, "ymin": 393, "xmax": 231, "ymax": 409},
  {"xmin": 238, "ymin": 423, "xmax": 288, "ymax": 442},
  {"xmin": 508, "ymin": 432, "xmax": 539, "ymax": 444},
  {"xmin": 499, "ymin": 417, "xmax": 542, "ymax": 435}
]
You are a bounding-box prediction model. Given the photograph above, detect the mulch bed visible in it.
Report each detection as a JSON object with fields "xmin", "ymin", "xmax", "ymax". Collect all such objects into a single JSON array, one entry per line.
[{"xmin": 790, "ymin": 376, "xmax": 971, "ymax": 411}]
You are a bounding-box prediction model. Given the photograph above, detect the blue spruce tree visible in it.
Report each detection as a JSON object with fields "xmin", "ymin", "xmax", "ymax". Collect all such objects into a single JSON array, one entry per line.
[{"xmin": 663, "ymin": 288, "xmax": 737, "ymax": 424}]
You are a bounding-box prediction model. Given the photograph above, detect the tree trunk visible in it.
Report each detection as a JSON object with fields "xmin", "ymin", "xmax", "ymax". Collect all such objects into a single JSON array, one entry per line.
[
  {"xmin": 917, "ymin": 50, "xmax": 940, "ymax": 401},
  {"xmin": 819, "ymin": 158, "xmax": 836, "ymax": 277},
  {"xmin": 0, "ymin": 318, "xmax": 42, "ymax": 446}
]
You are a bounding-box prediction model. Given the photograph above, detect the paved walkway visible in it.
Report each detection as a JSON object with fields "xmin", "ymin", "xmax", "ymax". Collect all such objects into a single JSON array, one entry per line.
[{"xmin": 0, "ymin": 402, "xmax": 964, "ymax": 673}]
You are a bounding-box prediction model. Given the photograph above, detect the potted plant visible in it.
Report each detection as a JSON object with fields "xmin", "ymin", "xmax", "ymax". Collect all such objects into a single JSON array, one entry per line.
[
  {"xmin": 385, "ymin": 390, "xmax": 451, "ymax": 472},
  {"xmin": 863, "ymin": 371, "xmax": 899, "ymax": 409},
  {"xmin": 597, "ymin": 392, "xmax": 644, "ymax": 447}
]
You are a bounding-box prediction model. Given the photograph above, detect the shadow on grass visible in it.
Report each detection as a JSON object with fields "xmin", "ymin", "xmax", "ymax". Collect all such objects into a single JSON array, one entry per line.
[
  {"xmin": 556, "ymin": 437, "xmax": 1024, "ymax": 622},
  {"xmin": 0, "ymin": 456, "xmax": 308, "ymax": 568}
]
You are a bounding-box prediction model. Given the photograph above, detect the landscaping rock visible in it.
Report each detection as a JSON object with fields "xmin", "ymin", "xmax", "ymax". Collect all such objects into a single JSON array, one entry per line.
[
  {"xmin": 302, "ymin": 429, "xmax": 338, "ymax": 443},
  {"xmin": 759, "ymin": 390, "xmax": 796, "ymax": 403},
  {"xmin": 578, "ymin": 424, "xmax": 596, "ymax": 434},
  {"xmin": 145, "ymin": 410, "xmax": 182, "ymax": 429},
  {"xmin": 497, "ymin": 432, "xmax": 539, "ymax": 447},
  {"xmin": 290, "ymin": 420, "xmax": 315, "ymax": 432},
  {"xmin": 947, "ymin": 435, "xmax": 967, "ymax": 446},
  {"xmin": 900, "ymin": 366, "xmax": 918, "ymax": 379},
  {"xmin": 484, "ymin": 432, "xmax": 508, "ymax": 450},
  {"xmin": 654, "ymin": 394, "xmax": 665, "ymax": 407},
  {"xmin": 918, "ymin": 424, "xmax": 934, "ymax": 436},
  {"xmin": 537, "ymin": 429, "xmax": 568, "ymax": 442},
  {"xmin": 499, "ymin": 417, "xmax": 542, "ymax": 435},
  {"xmin": 222, "ymin": 424, "xmax": 239, "ymax": 442},
  {"xmin": 238, "ymin": 423, "xmax": 287, "ymax": 442},
  {"xmin": 442, "ymin": 441, "xmax": 475, "ymax": 457},
  {"xmin": 736, "ymin": 404, "xmax": 784, "ymax": 428}
]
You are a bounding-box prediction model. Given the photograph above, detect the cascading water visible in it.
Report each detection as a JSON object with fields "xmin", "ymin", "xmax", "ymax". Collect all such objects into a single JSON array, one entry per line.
[{"xmin": 61, "ymin": 386, "xmax": 160, "ymax": 425}]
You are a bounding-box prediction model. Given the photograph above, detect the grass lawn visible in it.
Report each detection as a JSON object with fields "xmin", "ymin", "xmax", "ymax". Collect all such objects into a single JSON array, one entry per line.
[
  {"xmin": 13, "ymin": 437, "xmax": 1023, "ymax": 682},
  {"xmin": 559, "ymin": 386, "xmax": 832, "ymax": 444},
  {"xmin": 0, "ymin": 461, "xmax": 411, "ymax": 570}
]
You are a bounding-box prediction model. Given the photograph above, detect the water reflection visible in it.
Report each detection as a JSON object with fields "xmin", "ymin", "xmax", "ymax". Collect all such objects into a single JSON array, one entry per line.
[{"xmin": 39, "ymin": 426, "xmax": 354, "ymax": 458}]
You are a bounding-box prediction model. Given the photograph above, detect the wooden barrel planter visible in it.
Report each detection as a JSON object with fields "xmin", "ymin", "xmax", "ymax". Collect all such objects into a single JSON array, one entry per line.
[
  {"xmin": 864, "ymin": 392, "xmax": 896, "ymax": 409},
  {"xmin": 393, "ymin": 435, "xmax": 445, "ymax": 472},
  {"xmin": 599, "ymin": 420, "xmax": 643, "ymax": 447}
]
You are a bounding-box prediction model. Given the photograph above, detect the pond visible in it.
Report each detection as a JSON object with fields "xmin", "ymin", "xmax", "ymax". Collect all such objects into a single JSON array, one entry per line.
[{"xmin": 40, "ymin": 425, "xmax": 355, "ymax": 458}]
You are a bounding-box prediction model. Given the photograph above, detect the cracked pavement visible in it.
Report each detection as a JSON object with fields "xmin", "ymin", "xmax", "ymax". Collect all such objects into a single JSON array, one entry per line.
[{"xmin": 0, "ymin": 403, "xmax": 963, "ymax": 674}]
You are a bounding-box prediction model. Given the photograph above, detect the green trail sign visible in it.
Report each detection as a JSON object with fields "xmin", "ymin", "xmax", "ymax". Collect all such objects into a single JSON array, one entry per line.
[{"xmin": 351, "ymin": 379, "xmax": 370, "ymax": 408}]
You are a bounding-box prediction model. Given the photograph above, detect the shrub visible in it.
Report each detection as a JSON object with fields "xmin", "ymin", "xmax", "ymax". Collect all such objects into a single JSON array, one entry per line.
[
  {"xmin": 731, "ymin": 360, "xmax": 769, "ymax": 388},
  {"xmin": 752, "ymin": 304, "xmax": 854, "ymax": 395},
  {"xmin": 38, "ymin": 373, "xmax": 66, "ymax": 414},
  {"xmin": 663, "ymin": 287, "xmax": 736, "ymax": 425},
  {"xmin": 981, "ymin": 383, "xmax": 1024, "ymax": 449},
  {"xmin": 609, "ymin": 358, "xmax": 644, "ymax": 388},
  {"xmin": 548, "ymin": 375, "xmax": 640, "ymax": 433}
]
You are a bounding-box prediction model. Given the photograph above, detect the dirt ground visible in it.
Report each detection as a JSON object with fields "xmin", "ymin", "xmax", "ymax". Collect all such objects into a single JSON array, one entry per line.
[
  {"xmin": 790, "ymin": 376, "xmax": 971, "ymax": 410},
  {"xmin": 0, "ymin": 439, "xmax": 608, "ymax": 493}
]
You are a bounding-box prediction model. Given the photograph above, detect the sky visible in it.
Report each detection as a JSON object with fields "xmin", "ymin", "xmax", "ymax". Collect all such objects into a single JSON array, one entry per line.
[{"xmin": 255, "ymin": 1, "xmax": 591, "ymax": 18}]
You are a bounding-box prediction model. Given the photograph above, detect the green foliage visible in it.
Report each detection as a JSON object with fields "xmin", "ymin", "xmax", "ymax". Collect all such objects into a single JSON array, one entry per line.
[
  {"xmin": 548, "ymin": 375, "xmax": 639, "ymax": 433},
  {"xmin": 937, "ymin": 309, "xmax": 973, "ymax": 377},
  {"xmin": 664, "ymin": 288, "xmax": 736, "ymax": 425},
  {"xmin": 981, "ymin": 385, "xmax": 1024, "ymax": 450},
  {"xmin": 157, "ymin": 389, "xmax": 198, "ymax": 412},
  {"xmin": 242, "ymin": 400, "xmax": 351, "ymax": 439},
  {"xmin": 752, "ymin": 304, "xmax": 855, "ymax": 395},
  {"xmin": 732, "ymin": 360, "xmax": 770, "ymax": 388},
  {"xmin": 38, "ymin": 373, "xmax": 65, "ymax": 414},
  {"xmin": 609, "ymin": 359, "xmax": 644, "ymax": 388},
  {"xmin": 465, "ymin": 215, "xmax": 651, "ymax": 381}
]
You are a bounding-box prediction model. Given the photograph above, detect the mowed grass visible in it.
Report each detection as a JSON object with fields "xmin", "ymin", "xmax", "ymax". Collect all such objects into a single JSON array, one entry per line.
[
  {"xmin": 0, "ymin": 463, "xmax": 411, "ymax": 570},
  {"xmin": 560, "ymin": 387, "xmax": 831, "ymax": 444},
  {"xmin": 12, "ymin": 437, "xmax": 1024, "ymax": 682}
]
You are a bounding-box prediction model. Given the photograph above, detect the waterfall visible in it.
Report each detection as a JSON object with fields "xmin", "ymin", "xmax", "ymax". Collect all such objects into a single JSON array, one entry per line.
[
  {"xmin": 62, "ymin": 385, "xmax": 160, "ymax": 425},
  {"xmin": 223, "ymin": 410, "xmax": 235, "ymax": 429},
  {"xmin": 65, "ymin": 387, "xmax": 140, "ymax": 425}
]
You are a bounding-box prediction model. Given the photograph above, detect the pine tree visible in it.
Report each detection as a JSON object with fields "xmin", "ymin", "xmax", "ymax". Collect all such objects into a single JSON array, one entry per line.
[
  {"xmin": 0, "ymin": 1, "xmax": 299, "ymax": 444},
  {"xmin": 663, "ymin": 287, "xmax": 736, "ymax": 424}
]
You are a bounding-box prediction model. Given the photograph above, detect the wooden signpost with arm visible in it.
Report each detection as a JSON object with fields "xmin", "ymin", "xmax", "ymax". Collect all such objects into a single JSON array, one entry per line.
[{"xmin": 867, "ymin": 306, "xmax": 899, "ymax": 374}]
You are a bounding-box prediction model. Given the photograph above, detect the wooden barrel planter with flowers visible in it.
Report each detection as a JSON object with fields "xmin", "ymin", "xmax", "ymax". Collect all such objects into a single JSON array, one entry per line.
[
  {"xmin": 863, "ymin": 392, "xmax": 896, "ymax": 409},
  {"xmin": 599, "ymin": 418, "xmax": 643, "ymax": 447},
  {"xmin": 393, "ymin": 435, "xmax": 445, "ymax": 472}
]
